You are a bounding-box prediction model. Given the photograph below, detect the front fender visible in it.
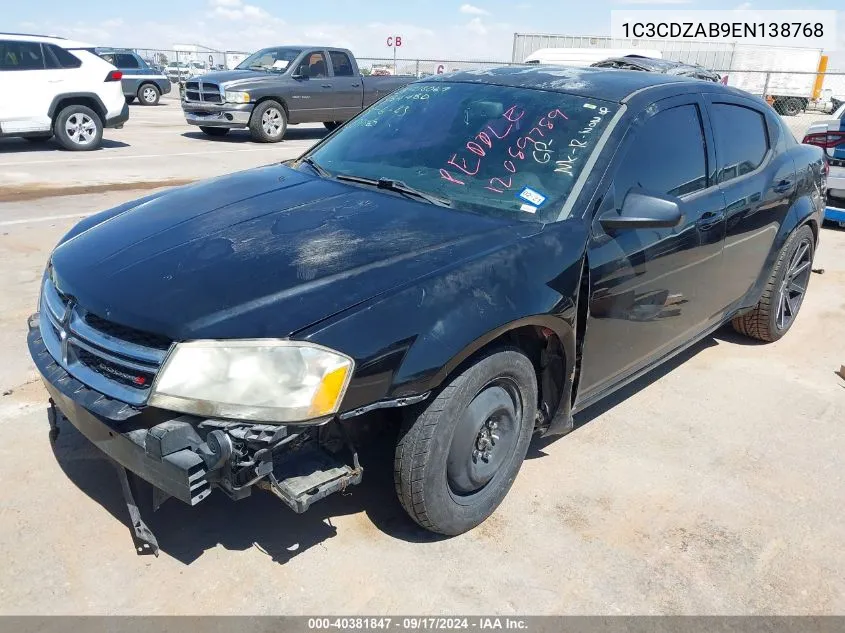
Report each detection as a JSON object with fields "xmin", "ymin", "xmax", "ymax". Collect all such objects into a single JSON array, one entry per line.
[{"xmin": 302, "ymin": 221, "xmax": 588, "ymax": 417}]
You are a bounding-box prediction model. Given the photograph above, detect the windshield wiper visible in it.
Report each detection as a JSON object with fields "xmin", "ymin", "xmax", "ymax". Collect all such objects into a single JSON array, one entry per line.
[
  {"xmin": 335, "ymin": 175, "xmax": 452, "ymax": 208},
  {"xmin": 247, "ymin": 64, "xmax": 270, "ymax": 72},
  {"xmin": 300, "ymin": 157, "xmax": 332, "ymax": 179}
]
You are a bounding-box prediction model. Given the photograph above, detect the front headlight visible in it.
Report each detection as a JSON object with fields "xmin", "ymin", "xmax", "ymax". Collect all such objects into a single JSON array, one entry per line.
[
  {"xmin": 149, "ymin": 340, "xmax": 354, "ymax": 423},
  {"xmin": 225, "ymin": 90, "xmax": 250, "ymax": 103}
]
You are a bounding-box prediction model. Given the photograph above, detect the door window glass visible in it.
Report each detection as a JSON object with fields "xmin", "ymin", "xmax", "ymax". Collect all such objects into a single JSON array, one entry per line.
[
  {"xmin": 614, "ymin": 104, "xmax": 708, "ymax": 199},
  {"xmin": 710, "ymin": 103, "xmax": 769, "ymax": 183}
]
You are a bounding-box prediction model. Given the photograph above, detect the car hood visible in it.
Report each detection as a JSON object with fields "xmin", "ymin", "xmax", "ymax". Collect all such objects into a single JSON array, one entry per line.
[{"xmin": 50, "ymin": 165, "xmax": 532, "ymax": 341}]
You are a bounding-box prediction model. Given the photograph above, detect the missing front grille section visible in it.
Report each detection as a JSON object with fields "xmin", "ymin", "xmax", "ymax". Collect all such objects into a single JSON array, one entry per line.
[{"xmin": 83, "ymin": 313, "xmax": 171, "ymax": 350}]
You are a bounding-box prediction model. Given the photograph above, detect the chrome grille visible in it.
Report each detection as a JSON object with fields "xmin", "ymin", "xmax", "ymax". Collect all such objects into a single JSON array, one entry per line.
[
  {"xmin": 38, "ymin": 277, "xmax": 171, "ymax": 405},
  {"xmin": 184, "ymin": 80, "xmax": 222, "ymax": 103}
]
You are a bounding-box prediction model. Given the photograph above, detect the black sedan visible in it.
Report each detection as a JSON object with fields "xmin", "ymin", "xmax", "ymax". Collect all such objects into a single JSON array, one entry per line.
[{"xmin": 28, "ymin": 66, "xmax": 825, "ymax": 548}]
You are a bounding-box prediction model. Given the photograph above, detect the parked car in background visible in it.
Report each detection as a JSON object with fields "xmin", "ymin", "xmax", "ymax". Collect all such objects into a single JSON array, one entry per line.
[
  {"xmin": 591, "ymin": 55, "xmax": 724, "ymax": 83},
  {"xmin": 30, "ymin": 66, "xmax": 824, "ymax": 552},
  {"xmin": 188, "ymin": 60, "xmax": 208, "ymax": 77},
  {"xmin": 181, "ymin": 46, "xmax": 415, "ymax": 142},
  {"xmin": 95, "ymin": 48, "xmax": 171, "ymax": 105},
  {"xmin": 803, "ymin": 101, "xmax": 845, "ymax": 227},
  {"xmin": 165, "ymin": 61, "xmax": 190, "ymax": 82},
  {"xmin": 0, "ymin": 33, "xmax": 128, "ymax": 150}
]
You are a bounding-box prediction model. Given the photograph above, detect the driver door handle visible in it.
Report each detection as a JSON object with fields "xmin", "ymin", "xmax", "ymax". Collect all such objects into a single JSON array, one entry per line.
[
  {"xmin": 321, "ymin": 84, "xmax": 332, "ymax": 88},
  {"xmin": 697, "ymin": 210, "xmax": 725, "ymax": 231}
]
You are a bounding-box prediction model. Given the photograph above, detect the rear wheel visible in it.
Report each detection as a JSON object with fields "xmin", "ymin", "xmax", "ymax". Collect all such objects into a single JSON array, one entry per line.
[
  {"xmin": 53, "ymin": 105, "xmax": 103, "ymax": 151},
  {"xmin": 732, "ymin": 225, "xmax": 815, "ymax": 342},
  {"xmin": 138, "ymin": 84, "xmax": 161, "ymax": 106},
  {"xmin": 324, "ymin": 121, "xmax": 341, "ymax": 131},
  {"xmin": 199, "ymin": 126, "xmax": 230, "ymax": 137},
  {"xmin": 125, "ymin": 96, "xmax": 135, "ymax": 105},
  {"xmin": 249, "ymin": 100, "xmax": 287, "ymax": 143},
  {"xmin": 394, "ymin": 348, "xmax": 537, "ymax": 535}
]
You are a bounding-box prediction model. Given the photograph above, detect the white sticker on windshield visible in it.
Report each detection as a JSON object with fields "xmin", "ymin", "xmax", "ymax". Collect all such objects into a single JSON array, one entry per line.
[
  {"xmin": 520, "ymin": 204, "xmax": 537, "ymax": 214},
  {"xmin": 517, "ymin": 187, "xmax": 547, "ymax": 207},
  {"xmin": 583, "ymin": 103, "xmax": 597, "ymax": 109},
  {"xmin": 272, "ymin": 60, "xmax": 289, "ymax": 69}
]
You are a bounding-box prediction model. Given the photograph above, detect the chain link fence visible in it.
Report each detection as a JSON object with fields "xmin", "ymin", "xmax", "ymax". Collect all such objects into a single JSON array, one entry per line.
[{"xmin": 124, "ymin": 47, "xmax": 845, "ymax": 142}]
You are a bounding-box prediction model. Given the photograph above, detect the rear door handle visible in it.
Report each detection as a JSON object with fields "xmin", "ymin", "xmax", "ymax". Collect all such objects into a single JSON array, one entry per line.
[
  {"xmin": 321, "ymin": 84, "xmax": 332, "ymax": 88},
  {"xmin": 697, "ymin": 211, "xmax": 725, "ymax": 231}
]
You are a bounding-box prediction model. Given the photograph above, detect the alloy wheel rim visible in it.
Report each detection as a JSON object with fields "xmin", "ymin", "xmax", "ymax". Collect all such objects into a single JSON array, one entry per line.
[
  {"xmin": 776, "ymin": 238, "xmax": 812, "ymax": 330},
  {"xmin": 262, "ymin": 108, "xmax": 283, "ymax": 136},
  {"xmin": 143, "ymin": 87, "xmax": 157, "ymax": 102},
  {"xmin": 65, "ymin": 113, "xmax": 96, "ymax": 145}
]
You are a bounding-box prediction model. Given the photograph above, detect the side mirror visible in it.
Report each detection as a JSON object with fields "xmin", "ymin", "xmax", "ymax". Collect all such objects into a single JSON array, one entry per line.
[{"xmin": 599, "ymin": 191, "xmax": 683, "ymax": 231}]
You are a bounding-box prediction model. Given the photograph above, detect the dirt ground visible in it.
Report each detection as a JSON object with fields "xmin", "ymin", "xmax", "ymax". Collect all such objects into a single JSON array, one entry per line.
[{"xmin": 0, "ymin": 102, "xmax": 844, "ymax": 615}]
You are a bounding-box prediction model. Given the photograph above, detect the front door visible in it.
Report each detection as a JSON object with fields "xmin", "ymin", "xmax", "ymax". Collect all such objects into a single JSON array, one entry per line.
[
  {"xmin": 576, "ymin": 95, "xmax": 727, "ymax": 403},
  {"xmin": 289, "ymin": 50, "xmax": 334, "ymax": 123}
]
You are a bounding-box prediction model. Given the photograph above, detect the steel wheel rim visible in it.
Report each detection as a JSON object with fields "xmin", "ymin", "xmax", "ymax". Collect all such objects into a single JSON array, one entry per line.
[
  {"xmin": 142, "ymin": 87, "xmax": 157, "ymax": 102},
  {"xmin": 262, "ymin": 108, "xmax": 283, "ymax": 136},
  {"xmin": 775, "ymin": 237, "xmax": 812, "ymax": 330},
  {"xmin": 446, "ymin": 377, "xmax": 522, "ymax": 500},
  {"xmin": 65, "ymin": 113, "xmax": 96, "ymax": 145}
]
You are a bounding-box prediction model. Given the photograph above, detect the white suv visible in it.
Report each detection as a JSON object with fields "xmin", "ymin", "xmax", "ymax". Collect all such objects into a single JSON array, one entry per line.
[{"xmin": 0, "ymin": 33, "xmax": 129, "ymax": 150}]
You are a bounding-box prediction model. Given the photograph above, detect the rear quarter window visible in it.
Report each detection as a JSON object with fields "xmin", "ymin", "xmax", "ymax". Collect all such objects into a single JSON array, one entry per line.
[
  {"xmin": 45, "ymin": 45, "xmax": 82, "ymax": 69},
  {"xmin": 710, "ymin": 103, "xmax": 769, "ymax": 184}
]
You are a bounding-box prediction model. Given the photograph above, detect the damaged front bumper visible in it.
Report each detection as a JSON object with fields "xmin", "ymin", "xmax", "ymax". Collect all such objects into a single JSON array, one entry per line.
[{"xmin": 28, "ymin": 314, "xmax": 363, "ymax": 551}]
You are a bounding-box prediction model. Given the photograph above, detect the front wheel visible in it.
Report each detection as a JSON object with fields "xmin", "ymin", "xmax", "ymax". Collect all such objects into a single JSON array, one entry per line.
[
  {"xmin": 324, "ymin": 121, "xmax": 342, "ymax": 131},
  {"xmin": 138, "ymin": 84, "xmax": 161, "ymax": 106},
  {"xmin": 394, "ymin": 348, "xmax": 537, "ymax": 535},
  {"xmin": 732, "ymin": 225, "xmax": 815, "ymax": 342},
  {"xmin": 249, "ymin": 100, "xmax": 287, "ymax": 142}
]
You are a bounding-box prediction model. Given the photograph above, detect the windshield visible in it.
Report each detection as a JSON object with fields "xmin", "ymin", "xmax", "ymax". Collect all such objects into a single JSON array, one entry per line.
[
  {"xmin": 306, "ymin": 82, "xmax": 619, "ymax": 222},
  {"xmin": 236, "ymin": 47, "xmax": 302, "ymax": 72}
]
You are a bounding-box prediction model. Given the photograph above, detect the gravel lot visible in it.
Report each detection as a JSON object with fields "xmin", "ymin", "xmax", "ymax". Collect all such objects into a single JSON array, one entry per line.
[{"xmin": 0, "ymin": 101, "xmax": 844, "ymax": 615}]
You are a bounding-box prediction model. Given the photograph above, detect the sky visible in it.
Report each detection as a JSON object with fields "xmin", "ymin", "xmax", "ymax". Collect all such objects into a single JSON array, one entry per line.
[{"xmin": 7, "ymin": 1, "xmax": 845, "ymax": 68}]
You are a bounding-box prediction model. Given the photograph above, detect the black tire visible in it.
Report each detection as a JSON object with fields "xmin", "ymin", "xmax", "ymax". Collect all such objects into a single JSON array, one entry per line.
[
  {"xmin": 199, "ymin": 126, "xmax": 230, "ymax": 137},
  {"xmin": 774, "ymin": 98, "xmax": 801, "ymax": 117},
  {"xmin": 138, "ymin": 83, "xmax": 160, "ymax": 106},
  {"xmin": 324, "ymin": 121, "xmax": 341, "ymax": 131},
  {"xmin": 125, "ymin": 96, "xmax": 135, "ymax": 105},
  {"xmin": 249, "ymin": 100, "xmax": 287, "ymax": 142},
  {"xmin": 53, "ymin": 105, "xmax": 103, "ymax": 151},
  {"xmin": 394, "ymin": 348, "xmax": 537, "ymax": 535},
  {"xmin": 732, "ymin": 225, "xmax": 815, "ymax": 342}
]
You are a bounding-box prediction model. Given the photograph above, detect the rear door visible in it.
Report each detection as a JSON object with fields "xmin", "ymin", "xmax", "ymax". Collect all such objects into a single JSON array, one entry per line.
[
  {"xmin": 704, "ymin": 94, "xmax": 795, "ymax": 309},
  {"xmin": 0, "ymin": 40, "xmax": 61, "ymax": 132},
  {"xmin": 577, "ymin": 94, "xmax": 728, "ymax": 403},
  {"xmin": 114, "ymin": 52, "xmax": 143, "ymax": 97},
  {"xmin": 327, "ymin": 50, "xmax": 362, "ymax": 121}
]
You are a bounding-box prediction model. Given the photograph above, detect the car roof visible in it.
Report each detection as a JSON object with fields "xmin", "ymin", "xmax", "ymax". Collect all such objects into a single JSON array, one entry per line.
[
  {"xmin": 0, "ymin": 32, "xmax": 92, "ymax": 48},
  {"xmin": 421, "ymin": 65, "xmax": 708, "ymax": 103}
]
